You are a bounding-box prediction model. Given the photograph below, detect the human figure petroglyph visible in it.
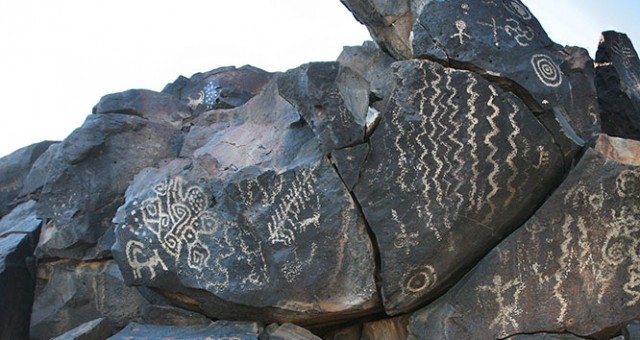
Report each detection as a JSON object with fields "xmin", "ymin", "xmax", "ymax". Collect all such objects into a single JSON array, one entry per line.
[
  {"xmin": 451, "ymin": 20, "xmax": 472, "ymax": 45},
  {"xmin": 477, "ymin": 275, "xmax": 525, "ymax": 337}
]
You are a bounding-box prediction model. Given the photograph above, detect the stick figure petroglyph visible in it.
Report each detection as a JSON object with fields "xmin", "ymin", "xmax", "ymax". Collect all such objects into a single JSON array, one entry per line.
[{"xmin": 451, "ymin": 20, "xmax": 472, "ymax": 45}]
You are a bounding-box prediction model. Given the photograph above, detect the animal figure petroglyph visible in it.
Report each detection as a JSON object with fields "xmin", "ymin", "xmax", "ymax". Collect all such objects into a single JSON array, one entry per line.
[
  {"xmin": 187, "ymin": 91, "xmax": 205, "ymax": 110},
  {"xmin": 126, "ymin": 240, "xmax": 168, "ymax": 280}
]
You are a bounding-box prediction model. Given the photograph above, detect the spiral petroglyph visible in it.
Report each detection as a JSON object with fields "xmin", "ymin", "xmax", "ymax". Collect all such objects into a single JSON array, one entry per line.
[{"xmin": 531, "ymin": 54, "xmax": 563, "ymax": 88}]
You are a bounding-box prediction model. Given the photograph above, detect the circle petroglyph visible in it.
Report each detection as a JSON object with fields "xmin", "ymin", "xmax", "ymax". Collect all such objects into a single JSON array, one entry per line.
[
  {"xmin": 404, "ymin": 265, "xmax": 437, "ymax": 294},
  {"xmin": 531, "ymin": 54, "xmax": 562, "ymax": 88},
  {"xmin": 509, "ymin": 0, "xmax": 532, "ymax": 20}
]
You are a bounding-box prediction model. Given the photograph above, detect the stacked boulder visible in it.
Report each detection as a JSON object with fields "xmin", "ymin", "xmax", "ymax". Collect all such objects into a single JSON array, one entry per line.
[{"xmin": 1, "ymin": 1, "xmax": 640, "ymax": 339}]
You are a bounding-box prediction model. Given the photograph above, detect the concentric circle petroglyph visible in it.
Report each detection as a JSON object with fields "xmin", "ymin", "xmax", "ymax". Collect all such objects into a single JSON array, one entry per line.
[{"xmin": 531, "ymin": 54, "xmax": 562, "ymax": 88}]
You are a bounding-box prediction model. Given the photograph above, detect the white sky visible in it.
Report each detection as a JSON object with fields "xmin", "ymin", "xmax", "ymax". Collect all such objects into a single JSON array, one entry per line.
[{"xmin": 0, "ymin": 0, "xmax": 638, "ymax": 157}]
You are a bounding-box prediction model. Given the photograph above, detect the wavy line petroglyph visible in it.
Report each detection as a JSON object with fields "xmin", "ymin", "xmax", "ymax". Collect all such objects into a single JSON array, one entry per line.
[
  {"xmin": 477, "ymin": 275, "xmax": 525, "ymax": 338},
  {"xmin": 465, "ymin": 76, "xmax": 481, "ymax": 211},
  {"xmin": 503, "ymin": 98, "xmax": 521, "ymax": 207},
  {"xmin": 481, "ymin": 85, "xmax": 501, "ymax": 222}
]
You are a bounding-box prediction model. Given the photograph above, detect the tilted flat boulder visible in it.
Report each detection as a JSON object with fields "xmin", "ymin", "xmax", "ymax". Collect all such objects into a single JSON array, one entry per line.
[
  {"xmin": 0, "ymin": 200, "xmax": 41, "ymax": 240},
  {"xmin": 35, "ymin": 113, "xmax": 183, "ymax": 260},
  {"xmin": 112, "ymin": 156, "xmax": 379, "ymax": 326},
  {"xmin": 109, "ymin": 321, "xmax": 261, "ymax": 340},
  {"xmin": 162, "ymin": 65, "xmax": 273, "ymax": 116},
  {"xmin": 0, "ymin": 140, "xmax": 57, "ymax": 217},
  {"xmin": 409, "ymin": 135, "xmax": 640, "ymax": 339},
  {"xmin": 50, "ymin": 318, "xmax": 117, "ymax": 340},
  {"xmin": 596, "ymin": 31, "xmax": 640, "ymax": 140},
  {"xmin": 354, "ymin": 59, "xmax": 564, "ymax": 314}
]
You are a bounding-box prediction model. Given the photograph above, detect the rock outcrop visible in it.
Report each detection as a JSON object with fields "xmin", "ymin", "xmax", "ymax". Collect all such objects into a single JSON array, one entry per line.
[{"xmin": 1, "ymin": 1, "xmax": 640, "ymax": 339}]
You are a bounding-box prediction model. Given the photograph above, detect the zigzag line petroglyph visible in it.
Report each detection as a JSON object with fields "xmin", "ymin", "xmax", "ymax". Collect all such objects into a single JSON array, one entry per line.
[
  {"xmin": 504, "ymin": 98, "xmax": 521, "ymax": 207},
  {"xmin": 553, "ymin": 214, "xmax": 575, "ymax": 323},
  {"xmin": 392, "ymin": 94, "xmax": 412, "ymax": 192},
  {"xmin": 415, "ymin": 64, "xmax": 433, "ymax": 198},
  {"xmin": 267, "ymin": 168, "xmax": 321, "ymax": 246},
  {"xmin": 449, "ymin": 75, "xmax": 466, "ymax": 217},
  {"xmin": 465, "ymin": 76, "xmax": 481, "ymax": 211},
  {"xmin": 427, "ymin": 64, "xmax": 445, "ymax": 205},
  {"xmin": 482, "ymin": 85, "xmax": 501, "ymax": 221},
  {"xmin": 440, "ymin": 72, "xmax": 457, "ymax": 204}
]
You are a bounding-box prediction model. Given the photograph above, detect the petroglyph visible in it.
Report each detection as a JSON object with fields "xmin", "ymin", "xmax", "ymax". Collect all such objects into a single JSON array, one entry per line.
[
  {"xmin": 612, "ymin": 39, "xmax": 637, "ymax": 67},
  {"xmin": 534, "ymin": 146, "xmax": 550, "ymax": 169},
  {"xmin": 476, "ymin": 275, "xmax": 525, "ymax": 338},
  {"xmin": 451, "ymin": 20, "xmax": 472, "ymax": 45},
  {"xmin": 281, "ymin": 243, "xmax": 317, "ymax": 283},
  {"xmin": 531, "ymin": 54, "xmax": 563, "ymax": 88},
  {"xmin": 403, "ymin": 265, "xmax": 437, "ymax": 295},
  {"xmin": 507, "ymin": 0, "xmax": 532, "ymax": 20},
  {"xmin": 125, "ymin": 240, "xmax": 168, "ymax": 280},
  {"xmin": 478, "ymin": 17, "xmax": 535, "ymax": 46},
  {"xmin": 392, "ymin": 209, "xmax": 420, "ymax": 254},
  {"xmin": 187, "ymin": 91, "xmax": 205, "ymax": 110}
]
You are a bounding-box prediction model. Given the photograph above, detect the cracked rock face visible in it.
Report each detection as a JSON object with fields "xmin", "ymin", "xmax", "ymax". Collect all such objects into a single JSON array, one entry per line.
[
  {"xmin": 408, "ymin": 136, "xmax": 640, "ymax": 339},
  {"xmin": 354, "ymin": 59, "xmax": 564, "ymax": 314},
  {"xmin": 596, "ymin": 31, "xmax": 640, "ymax": 141}
]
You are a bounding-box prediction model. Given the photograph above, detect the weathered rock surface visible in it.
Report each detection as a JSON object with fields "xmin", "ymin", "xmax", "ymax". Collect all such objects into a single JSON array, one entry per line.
[
  {"xmin": 30, "ymin": 259, "xmax": 210, "ymax": 339},
  {"xmin": 278, "ymin": 62, "xmax": 369, "ymax": 152},
  {"xmin": 50, "ymin": 318, "xmax": 117, "ymax": 340},
  {"xmin": 93, "ymin": 89, "xmax": 191, "ymax": 128},
  {"xmin": 355, "ymin": 59, "xmax": 564, "ymax": 314},
  {"xmin": 163, "ymin": 65, "xmax": 273, "ymax": 116},
  {"xmin": 596, "ymin": 31, "xmax": 640, "ymax": 140},
  {"xmin": 109, "ymin": 321, "xmax": 261, "ymax": 340},
  {"xmin": 0, "ymin": 200, "xmax": 41, "ymax": 240},
  {"xmin": 112, "ymin": 155, "xmax": 379, "ymax": 326},
  {"xmin": 331, "ymin": 143, "xmax": 369, "ymax": 192},
  {"xmin": 361, "ymin": 315, "xmax": 410, "ymax": 340},
  {"xmin": 0, "ymin": 140, "xmax": 56, "ymax": 217},
  {"xmin": 35, "ymin": 113, "xmax": 183, "ymax": 260},
  {"xmin": 266, "ymin": 323, "xmax": 322, "ymax": 340},
  {"xmin": 408, "ymin": 136, "xmax": 640, "ymax": 339}
]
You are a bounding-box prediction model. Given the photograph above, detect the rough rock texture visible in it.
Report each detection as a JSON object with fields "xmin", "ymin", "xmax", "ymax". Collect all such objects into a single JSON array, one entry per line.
[
  {"xmin": 0, "ymin": 200, "xmax": 41, "ymax": 240},
  {"xmin": 596, "ymin": 31, "xmax": 640, "ymax": 140},
  {"xmin": 112, "ymin": 156, "xmax": 378, "ymax": 325},
  {"xmin": 0, "ymin": 140, "xmax": 56, "ymax": 217},
  {"xmin": 278, "ymin": 62, "xmax": 369, "ymax": 152},
  {"xmin": 50, "ymin": 318, "xmax": 117, "ymax": 340},
  {"xmin": 266, "ymin": 323, "xmax": 322, "ymax": 340},
  {"xmin": 0, "ymin": 233, "xmax": 36, "ymax": 340},
  {"xmin": 93, "ymin": 89, "xmax": 191, "ymax": 128},
  {"xmin": 109, "ymin": 321, "xmax": 261, "ymax": 340},
  {"xmin": 162, "ymin": 65, "xmax": 273, "ymax": 116},
  {"xmin": 361, "ymin": 315, "xmax": 410, "ymax": 340},
  {"xmin": 30, "ymin": 259, "xmax": 211, "ymax": 339},
  {"xmin": 408, "ymin": 137, "xmax": 640, "ymax": 339},
  {"xmin": 35, "ymin": 113, "xmax": 183, "ymax": 260},
  {"xmin": 355, "ymin": 59, "xmax": 564, "ymax": 314}
]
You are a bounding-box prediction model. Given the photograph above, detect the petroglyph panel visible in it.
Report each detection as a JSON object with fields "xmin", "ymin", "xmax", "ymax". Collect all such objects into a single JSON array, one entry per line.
[
  {"xmin": 409, "ymin": 145, "xmax": 640, "ymax": 339},
  {"xmin": 113, "ymin": 157, "xmax": 378, "ymax": 324},
  {"xmin": 355, "ymin": 59, "xmax": 563, "ymax": 314}
]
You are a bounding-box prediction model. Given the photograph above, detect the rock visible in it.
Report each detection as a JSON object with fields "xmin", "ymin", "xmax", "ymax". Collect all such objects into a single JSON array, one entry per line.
[
  {"xmin": 0, "ymin": 200, "xmax": 41, "ymax": 240},
  {"xmin": 594, "ymin": 134, "xmax": 640, "ymax": 165},
  {"xmin": 35, "ymin": 113, "xmax": 183, "ymax": 260},
  {"xmin": 108, "ymin": 321, "xmax": 261, "ymax": 340},
  {"xmin": 0, "ymin": 140, "xmax": 57, "ymax": 217},
  {"xmin": 19, "ymin": 142, "xmax": 61, "ymax": 197},
  {"xmin": 506, "ymin": 334, "xmax": 586, "ymax": 340},
  {"xmin": 339, "ymin": 0, "xmax": 418, "ymax": 60},
  {"xmin": 596, "ymin": 31, "xmax": 640, "ymax": 140},
  {"xmin": 29, "ymin": 259, "xmax": 210, "ymax": 339},
  {"xmin": 408, "ymin": 136, "xmax": 640, "ymax": 339},
  {"xmin": 278, "ymin": 62, "xmax": 369, "ymax": 152},
  {"xmin": 361, "ymin": 315, "xmax": 409, "ymax": 340},
  {"xmin": 355, "ymin": 59, "xmax": 564, "ymax": 314},
  {"xmin": 50, "ymin": 318, "xmax": 118, "ymax": 340},
  {"xmin": 112, "ymin": 153, "xmax": 379, "ymax": 326},
  {"xmin": 622, "ymin": 320, "xmax": 640, "ymax": 340},
  {"xmin": 331, "ymin": 143, "xmax": 369, "ymax": 192},
  {"xmin": 93, "ymin": 89, "xmax": 191, "ymax": 128},
  {"xmin": 338, "ymin": 41, "xmax": 396, "ymax": 104},
  {"xmin": 267, "ymin": 323, "xmax": 322, "ymax": 340},
  {"xmin": 180, "ymin": 78, "xmax": 322, "ymax": 183},
  {"xmin": 162, "ymin": 65, "xmax": 273, "ymax": 115},
  {"xmin": 0, "ymin": 233, "xmax": 36, "ymax": 340},
  {"xmin": 321, "ymin": 324, "xmax": 362, "ymax": 340}
]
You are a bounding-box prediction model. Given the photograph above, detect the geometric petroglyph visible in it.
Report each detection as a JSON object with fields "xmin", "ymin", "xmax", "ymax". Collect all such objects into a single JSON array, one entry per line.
[
  {"xmin": 476, "ymin": 275, "xmax": 525, "ymax": 338},
  {"xmin": 531, "ymin": 54, "xmax": 563, "ymax": 88},
  {"xmin": 403, "ymin": 265, "xmax": 437, "ymax": 295},
  {"xmin": 477, "ymin": 17, "xmax": 535, "ymax": 47}
]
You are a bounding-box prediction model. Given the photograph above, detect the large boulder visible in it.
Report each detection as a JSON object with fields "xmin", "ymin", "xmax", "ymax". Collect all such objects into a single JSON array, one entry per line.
[
  {"xmin": 354, "ymin": 59, "xmax": 564, "ymax": 314},
  {"xmin": 0, "ymin": 140, "xmax": 57, "ymax": 217},
  {"xmin": 409, "ymin": 135, "xmax": 640, "ymax": 339},
  {"xmin": 30, "ymin": 259, "xmax": 210, "ymax": 340},
  {"xmin": 35, "ymin": 113, "xmax": 183, "ymax": 260},
  {"xmin": 596, "ymin": 31, "xmax": 640, "ymax": 140}
]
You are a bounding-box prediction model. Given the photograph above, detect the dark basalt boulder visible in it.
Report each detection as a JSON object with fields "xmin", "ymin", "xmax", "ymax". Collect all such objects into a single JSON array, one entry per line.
[
  {"xmin": 0, "ymin": 140, "xmax": 57, "ymax": 217},
  {"xmin": 596, "ymin": 31, "xmax": 640, "ymax": 140},
  {"xmin": 0, "ymin": 200, "xmax": 41, "ymax": 240},
  {"xmin": 0, "ymin": 233, "xmax": 36, "ymax": 340},
  {"xmin": 162, "ymin": 65, "xmax": 273, "ymax": 116},
  {"xmin": 278, "ymin": 62, "xmax": 369, "ymax": 152},
  {"xmin": 35, "ymin": 113, "xmax": 183, "ymax": 260},
  {"xmin": 111, "ymin": 155, "xmax": 379, "ymax": 326},
  {"xmin": 408, "ymin": 135, "xmax": 640, "ymax": 339},
  {"xmin": 93, "ymin": 89, "xmax": 191, "ymax": 128},
  {"xmin": 354, "ymin": 59, "xmax": 564, "ymax": 314},
  {"xmin": 30, "ymin": 259, "xmax": 211, "ymax": 340},
  {"xmin": 109, "ymin": 321, "xmax": 261, "ymax": 340}
]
